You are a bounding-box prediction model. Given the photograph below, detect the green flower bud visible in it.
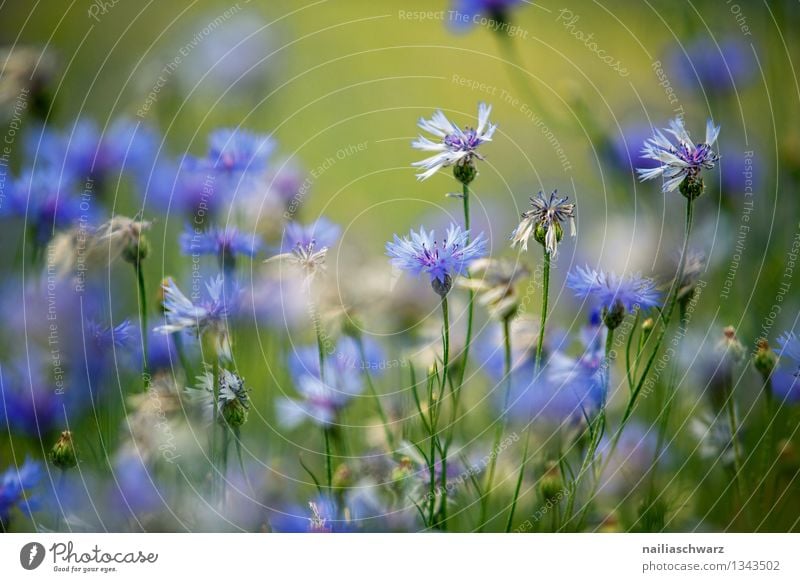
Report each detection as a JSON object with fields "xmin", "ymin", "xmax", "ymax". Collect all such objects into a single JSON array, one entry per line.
[
  {"xmin": 221, "ymin": 397, "xmax": 249, "ymax": 427},
  {"xmin": 431, "ymin": 274, "xmax": 453, "ymax": 297},
  {"xmin": 753, "ymin": 338, "xmax": 778, "ymax": 379},
  {"xmin": 538, "ymin": 462, "xmax": 563, "ymax": 504},
  {"xmin": 453, "ymin": 159, "xmax": 477, "ymax": 186},
  {"xmin": 679, "ymin": 174, "xmax": 705, "ymax": 200},
  {"xmin": 50, "ymin": 430, "xmax": 78, "ymax": 470},
  {"xmin": 122, "ymin": 233, "xmax": 150, "ymax": 266},
  {"xmin": 602, "ymin": 299, "xmax": 626, "ymax": 330}
]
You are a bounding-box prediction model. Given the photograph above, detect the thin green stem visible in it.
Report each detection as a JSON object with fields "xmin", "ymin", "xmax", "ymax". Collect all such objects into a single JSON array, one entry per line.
[
  {"xmin": 479, "ymin": 314, "xmax": 513, "ymax": 531},
  {"xmin": 323, "ymin": 426, "xmax": 333, "ymax": 493},
  {"xmin": 505, "ymin": 431, "xmax": 529, "ymax": 532},
  {"xmin": 535, "ymin": 251, "xmax": 551, "ymax": 371},
  {"xmin": 135, "ymin": 260, "xmax": 150, "ymax": 388},
  {"xmin": 437, "ymin": 296, "xmax": 451, "ymax": 530}
]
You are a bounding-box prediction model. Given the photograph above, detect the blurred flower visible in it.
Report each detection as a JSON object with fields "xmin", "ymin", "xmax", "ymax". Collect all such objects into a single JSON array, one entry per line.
[
  {"xmin": 461, "ymin": 257, "xmax": 528, "ymax": 319},
  {"xmin": 510, "ymin": 190, "xmax": 576, "ymax": 257},
  {"xmin": 567, "ymin": 265, "xmax": 660, "ymax": 328},
  {"xmin": 777, "ymin": 331, "xmax": 800, "ymax": 375},
  {"xmin": 0, "ymin": 46, "xmax": 56, "ymax": 119},
  {"xmin": 155, "ymin": 276, "xmax": 236, "ymax": 359},
  {"xmin": 668, "ymin": 37, "xmax": 755, "ymax": 95},
  {"xmin": 2, "ymin": 166, "xmax": 85, "ymax": 245},
  {"xmin": 270, "ymin": 494, "xmax": 350, "ymax": 532},
  {"xmin": 597, "ymin": 423, "xmax": 658, "ymax": 495},
  {"xmin": 180, "ymin": 225, "xmax": 261, "ymax": 265},
  {"xmin": 386, "ymin": 224, "xmax": 487, "ymax": 296},
  {"xmin": 267, "ymin": 218, "xmax": 340, "ymax": 284},
  {"xmin": 449, "ymin": 0, "xmax": 524, "ymax": 30},
  {"xmin": 278, "ymin": 337, "xmax": 380, "ymax": 428},
  {"xmin": 0, "ymin": 458, "xmax": 43, "ymax": 528},
  {"xmin": 217, "ymin": 369, "xmax": 250, "ymax": 428},
  {"xmin": 411, "ymin": 102, "xmax": 496, "ymax": 182},
  {"xmin": 605, "ymin": 123, "xmax": 661, "ymax": 175},
  {"xmin": 0, "ymin": 358, "xmax": 65, "ymax": 437},
  {"xmin": 202, "ymin": 127, "xmax": 274, "ymax": 180},
  {"xmin": 638, "ymin": 117, "xmax": 720, "ymax": 194}
]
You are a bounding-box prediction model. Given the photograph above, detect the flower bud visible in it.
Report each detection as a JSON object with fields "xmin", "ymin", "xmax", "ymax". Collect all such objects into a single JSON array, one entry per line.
[
  {"xmin": 538, "ymin": 462, "xmax": 563, "ymax": 504},
  {"xmin": 50, "ymin": 430, "xmax": 78, "ymax": 469},
  {"xmin": 122, "ymin": 233, "xmax": 150, "ymax": 266},
  {"xmin": 679, "ymin": 173, "xmax": 705, "ymax": 200},
  {"xmin": 220, "ymin": 397, "xmax": 248, "ymax": 427},
  {"xmin": 452, "ymin": 159, "xmax": 477, "ymax": 186},
  {"xmin": 431, "ymin": 274, "xmax": 453, "ymax": 297},
  {"xmin": 642, "ymin": 317, "xmax": 655, "ymax": 335},
  {"xmin": 332, "ymin": 463, "xmax": 352, "ymax": 490},
  {"xmin": 753, "ymin": 338, "xmax": 778, "ymax": 379},
  {"xmin": 602, "ymin": 299, "xmax": 626, "ymax": 330}
]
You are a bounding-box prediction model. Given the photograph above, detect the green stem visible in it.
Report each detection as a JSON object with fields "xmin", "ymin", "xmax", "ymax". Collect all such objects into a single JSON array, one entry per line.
[
  {"xmin": 135, "ymin": 260, "xmax": 150, "ymax": 387},
  {"xmin": 479, "ymin": 314, "xmax": 513, "ymax": 531},
  {"xmin": 437, "ymin": 296, "xmax": 451, "ymax": 530},
  {"xmin": 535, "ymin": 251, "xmax": 551, "ymax": 371},
  {"xmin": 323, "ymin": 426, "xmax": 333, "ymax": 493},
  {"xmin": 724, "ymin": 375, "xmax": 746, "ymax": 500},
  {"xmin": 506, "ymin": 249, "xmax": 551, "ymax": 531}
]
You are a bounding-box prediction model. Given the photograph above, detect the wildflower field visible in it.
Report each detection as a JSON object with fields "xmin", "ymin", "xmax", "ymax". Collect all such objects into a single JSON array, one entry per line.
[{"xmin": 1, "ymin": 0, "xmax": 799, "ymax": 534}]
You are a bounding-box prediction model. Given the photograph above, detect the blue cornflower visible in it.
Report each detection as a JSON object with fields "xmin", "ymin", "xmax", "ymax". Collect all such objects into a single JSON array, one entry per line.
[
  {"xmin": 283, "ymin": 217, "xmax": 341, "ymax": 251},
  {"xmin": 0, "ymin": 359, "xmax": 64, "ymax": 437},
  {"xmin": 180, "ymin": 225, "xmax": 262, "ymax": 264},
  {"xmin": 669, "ymin": 38, "xmax": 755, "ymax": 95},
  {"xmin": 449, "ymin": 0, "xmax": 524, "ymax": 30},
  {"xmin": 0, "ymin": 458, "xmax": 43, "ymax": 527},
  {"xmin": 638, "ymin": 117, "xmax": 720, "ymax": 195},
  {"xmin": 2, "ymin": 167, "xmax": 85, "ymax": 244},
  {"xmin": 206, "ymin": 127, "xmax": 274, "ymax": 175},
  {"xmin": 279, "ymin": 337, "xmax": 382, "ymax": 428},
  {"xmin": 412, "ymin": 103, "xmax": 496, "ymax": 182},
  {"xmin": 86, "ymin": 319, "xmax": 133, "ymax": 350},
  {"xmin": 606, "ymin": 123, "xmax": 661, "ymax": 175},
  {"xmin": 386, "ymin": 223, "xmax": 487, "ymax": 296},
  {"xmin": 567, "ymin": 265, "xmax": 660, "ymax": 328},
  {"xmin": 155, "ymin": 276, "xmax": 236, "ymax": 359}
]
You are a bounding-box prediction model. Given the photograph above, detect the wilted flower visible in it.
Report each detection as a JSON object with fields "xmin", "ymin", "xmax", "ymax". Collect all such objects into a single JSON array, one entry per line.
[
  {"xmin": 386, "ymin": 224, "xmax": 487, "ymax": 297},
  {"xmin": 510, "ymin": 190, "xmax": 576, "ymax": 257},
  {"xmin": 461, "ymin": 257, "xmax": 528, "ymax": 319},
  {"xmin": 217, "ymin": 369, "xmax": 250, "ymax": 427},
  {"xmin": 637, "ymin": 117, "xmax": 720, "ymax": 196},
  {"xmin": 0, "ymin": 458, "xmax": 43, "ymax": 528},
  {"xmin": 411, "ymin": 102, "xmax": 496, "ymax": 183},
  {"xmin": 566, "ymin": 265, "xmax": 660, "ymax": 329}
]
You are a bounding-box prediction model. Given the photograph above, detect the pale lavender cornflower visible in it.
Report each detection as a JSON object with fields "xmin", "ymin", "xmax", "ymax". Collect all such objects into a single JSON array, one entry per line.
[
  {"xmin": 267, "ymin": 218, "xmax": 341, "ymax": 284},
  {"xmin": 411, "ymin": 103, "xmax": 496, "ymax": 182},
  {"xmin": 510, "ymin": 190, "xmax": 576, "ymax": 257},
  {"xmin": 567, "ymin": 265, "xmax": 660, "ymax": 329},
  {"xmin": 386, "ymin": 223, "xmax": 487, "ymax": 296},
  {"xmin": 637, "ymin": 117, "xmax": 720, "ymax": 195},
  {"xmin": 155, "ymin": 276, "xmax": 234, "ymax": 353}
]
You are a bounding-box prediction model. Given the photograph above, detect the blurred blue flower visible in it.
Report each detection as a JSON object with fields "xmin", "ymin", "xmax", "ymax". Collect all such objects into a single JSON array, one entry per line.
[
  {"xmin": 0, "ymin": 457, "xmax": 43, "ymax": 527},
  {"xmin": 180, "ymin": 225, "xmax": 262, "ymax": 264},
  {"xmin": 2, "ymin": 166, "xmax": 86, "ymax": 244},
  {"xmin": 270, "ymin": 494, "xmax": 349, "ymax": 532},
  {"xmin": 282, "ymin": 217, "xmax": 341, "ymax": 252},
  {"xmin": 669, "ymin": 37, "xmax": 755, "ymax": 95},
  {"xmin": 386, "ymin": 224, "xmax": 487, "ymax": 290},
  {"xmin": 0, "ymin": 359, "xmax": 65, "ymax": 437},
  {"xmin": 204, "ymin": 127, "xmax": 274, "ymax": 177},
  {"xmin": 606, "ymin": 123, "xmax": 661, "ymax": 176},
  {"xmin": 567, "ymin": 265, "xmax": 660, "ymax": 315},
  {"xmin": 449, "ymin": 0, "xmax": 524, "ymax": 31},
  {"xmin": 638, "ymin": 117, "xmax": 720, "ymax": 193},
  {"xmin": 279, "ymin": 337, "xmax": 382, "ymax": 428},
  {"xmin": 155, "ymin": 275, "xmax": 235, "ymax": 337}
]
